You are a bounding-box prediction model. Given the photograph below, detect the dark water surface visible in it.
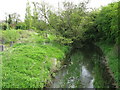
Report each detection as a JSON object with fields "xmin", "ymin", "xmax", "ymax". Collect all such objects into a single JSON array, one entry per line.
[
  {"xmin": 48, "ymin": 44, "xmax": 116, "ymax": 88},
  {"xmin": 49, "ymin": 48, "xmax": 96, "ymax": 88}
]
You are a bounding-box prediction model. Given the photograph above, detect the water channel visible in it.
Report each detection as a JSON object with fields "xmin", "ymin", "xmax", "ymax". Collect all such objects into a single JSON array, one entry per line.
[
  {"xmin": 47, "ymin": 44, "xmax": 116, "ymax": 88},
  {"xmin": 49, "ymin": 49, "xmax": 95, "ymax": 88}
]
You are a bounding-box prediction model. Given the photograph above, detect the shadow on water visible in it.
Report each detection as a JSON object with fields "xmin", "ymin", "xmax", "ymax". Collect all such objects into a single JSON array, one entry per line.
[{"xmin": 47, "ymin": 43, "xmax": 117, "ymax": 88}]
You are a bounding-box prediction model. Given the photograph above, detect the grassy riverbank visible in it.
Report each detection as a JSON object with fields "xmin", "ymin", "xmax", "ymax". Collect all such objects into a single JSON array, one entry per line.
[
  {"xmin": 1, "ymin": 30, "xmax": 69, "ymax": 88},
  {"xmin": 96, "ymin": 42, "xmax": 119, "ymax": 87}
]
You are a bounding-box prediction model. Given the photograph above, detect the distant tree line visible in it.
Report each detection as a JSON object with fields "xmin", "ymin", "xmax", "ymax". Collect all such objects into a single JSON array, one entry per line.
[{"xmin": 0, "ymin": 1, "xmax": 119, "ymax": 45}]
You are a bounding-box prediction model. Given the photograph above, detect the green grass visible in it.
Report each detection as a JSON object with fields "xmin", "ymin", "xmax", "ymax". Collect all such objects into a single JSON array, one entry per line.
[
  {"xmin": 96, "ymin": 42, "xmax": 119, "ymax": 86},
  {"xmin": 2, "ymin": 30, "xmax": 69, "ymax": 88},
  {"xmin": 93, "ymin": 62, "xmax": 107, "ymax": 88}
]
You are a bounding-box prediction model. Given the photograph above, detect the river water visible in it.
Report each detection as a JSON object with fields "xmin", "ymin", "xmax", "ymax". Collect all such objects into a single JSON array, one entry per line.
[
  {"xmin": 80, "ymin": 65, "xmax": 94, "ymax": 88},
  {"xmin": 48, "ymin": 44, "xmax": 116, "ymax": 88},
  {"xmin": 49, "ymin": 49, "xmax": 96, "ymax": 88}
]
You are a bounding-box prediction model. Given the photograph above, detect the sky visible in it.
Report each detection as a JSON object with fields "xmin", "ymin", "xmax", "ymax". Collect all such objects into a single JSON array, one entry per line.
[{"xmin": 0, "ymin": 0, "xmax": 118, "ymax": 21}]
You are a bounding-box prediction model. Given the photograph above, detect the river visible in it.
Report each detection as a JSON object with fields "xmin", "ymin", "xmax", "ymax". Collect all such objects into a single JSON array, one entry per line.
[
  {"xmin": 49, "ymin": 49, "xmax": 95, "ymax": 88},
  {"xmin": 47, "ymin": 44, "xmax": 116, "ymax": 88}
]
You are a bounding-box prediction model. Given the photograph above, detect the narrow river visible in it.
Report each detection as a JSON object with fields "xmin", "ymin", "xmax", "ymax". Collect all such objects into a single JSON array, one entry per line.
[
  {"xmin": 47, "ymin": 44, "xmax": 116, "ymax": 88},
  {"xmin": 49, "ymin": 48, "xmax": 96, "ymax": 88}
]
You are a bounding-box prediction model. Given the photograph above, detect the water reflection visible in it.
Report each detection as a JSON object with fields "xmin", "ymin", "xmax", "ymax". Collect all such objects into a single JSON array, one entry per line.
[
  {"xmin": 50, "ymin": 50, "xmax": 95, "ymax": 88},
  {"xmin": 80, "ymin": 66, "xmax": 94, "ymax": 88}
]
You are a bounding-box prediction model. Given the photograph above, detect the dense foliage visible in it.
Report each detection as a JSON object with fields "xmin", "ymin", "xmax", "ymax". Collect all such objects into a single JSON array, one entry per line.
[
  {"xmin": 95, "ymin": 2, "xmax": 119, "ymax": 44},
  {"xmin": 1, "ymin": 1, "xmax": 119, "ymax": 45},
  {"xmin": 2, "ymin": 30, "xmax": 69, "ymax": 88}
]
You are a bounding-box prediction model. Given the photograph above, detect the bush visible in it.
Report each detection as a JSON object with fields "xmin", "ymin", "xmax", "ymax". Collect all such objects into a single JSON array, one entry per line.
[
  {"xmin": 2, "ymin": 30, "xmax": 20, "ymax": 44},
  {"xmin": 1, "ymin": 23, "xmax": 7, "ymax": 30},
  {"xmin": 16, "ymin": 22, "xmax": 26, "ymax": 30}
]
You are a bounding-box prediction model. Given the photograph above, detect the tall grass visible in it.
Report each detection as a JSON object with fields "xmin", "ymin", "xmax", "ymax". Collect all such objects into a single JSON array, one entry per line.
[{"xmin": 96, "ymin": 43, "xmax": 119, "ymax": 86}]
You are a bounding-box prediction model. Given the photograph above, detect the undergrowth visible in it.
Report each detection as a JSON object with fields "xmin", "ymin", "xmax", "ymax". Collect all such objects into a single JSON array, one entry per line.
[
  {"xmin": 2, "ymin": 30, "xmax": 69, "ymax": 88},
  {"xmin": 96, "ymin": 42, "xmax": 119, "ymax": 87}
]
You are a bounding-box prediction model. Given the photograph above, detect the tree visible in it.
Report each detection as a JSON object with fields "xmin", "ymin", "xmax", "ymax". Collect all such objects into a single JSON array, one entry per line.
[
  {"xmin": 25, "ymin": 1, "xmax": 32, "ymax": 30},
  {"xmin": 95, "ymin": 2, "xmax": 119, "ymax": 43},
  {"xmin": 11, "ymin": 13, "xmax": 20, "ymax": 24},
  {"xmin": 32, "ymin": 2, "xmax": 39, "ymax": 29},
  {"xmin": 83, "ymin": 9, "xmax": 100, "ymax": 42},
  {"xmin": 38, "ymin": 1, "xmax": 52, "ymax": 23},
  {"xmin": 8, "ymin": 14, "xmax": 12, "ymax": 25},
  {"xmin": 4, "ymin": 13, "xmax": 21, "ymax": 29},
  {"xmin": 49, "ymin": 2, "xmax": 89, "ymax": 42}
]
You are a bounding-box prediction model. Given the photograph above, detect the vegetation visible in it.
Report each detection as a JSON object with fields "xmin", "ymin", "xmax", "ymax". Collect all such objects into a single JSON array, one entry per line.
[
  {"xmin": 2, "ymin": 30, "xmax": 20, "ymax": 45},
  {"xmin": 93, "ymin": 63, "xmax": 106, "ymax": 88},
  {"xmin": 94, "ymin": 2, "xmax": 119, "ymax": 87},
  {"xmin": 97, "ymin": 42, "xmax": 119, "ymax": 87},
  {"xmin": 0, "ymin": 0, "xmax": 119, "ymax": 88},
  {"xmin": 95, "ymin": 2, "xmax": 119, "ymax": 44},
  {"xmin": 2, "ymin": 30, "xmax": 69, "ymax": 88}
]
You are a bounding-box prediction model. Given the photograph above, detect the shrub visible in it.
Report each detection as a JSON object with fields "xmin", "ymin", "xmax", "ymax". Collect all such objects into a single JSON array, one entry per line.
[{"xmin": 2, "ymin": 30, "xmax": 20, "ymax": 44}]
